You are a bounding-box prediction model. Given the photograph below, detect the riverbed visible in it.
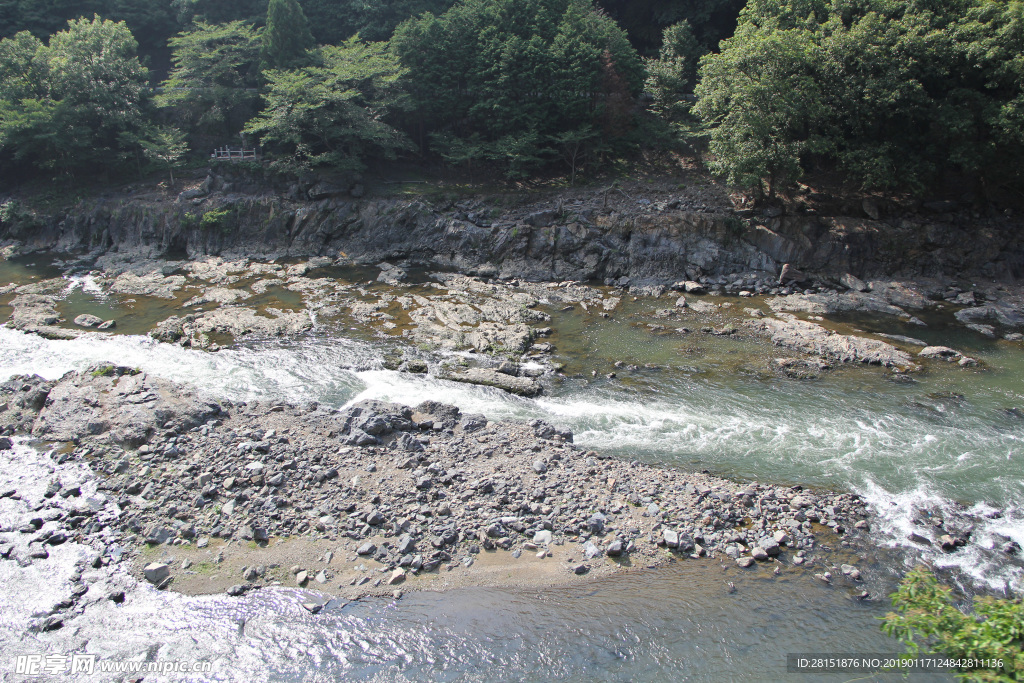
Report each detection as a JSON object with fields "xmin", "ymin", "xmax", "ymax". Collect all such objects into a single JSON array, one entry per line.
[{"xmin": 1, "ymin": 254, "xmax": 1021, "ymax": 681}]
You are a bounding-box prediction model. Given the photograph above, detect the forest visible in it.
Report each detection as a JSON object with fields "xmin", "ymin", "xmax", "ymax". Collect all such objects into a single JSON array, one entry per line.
[{"xmin": 0, "ymin": 0, "xmax": 1021, "ymax": 199}]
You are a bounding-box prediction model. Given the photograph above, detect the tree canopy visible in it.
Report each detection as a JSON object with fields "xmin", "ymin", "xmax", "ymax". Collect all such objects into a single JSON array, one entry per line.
[
  {"xmin": 694, "ymin": 0, "xmax": 1024, "ymax": 196},
  {"xmin": 392, "ymin": 0, "xmax": 644, "ymax": 176},
  {"xmin": 244, "ymin": 38, "xmax": 411, "ymax": 171},
  {"xmin": 0, "ymin": 15, "xmax": 150, "ymax": 176},
  {"xmin": 158, "ymin": 20, "xmax": 263, "ymax": 142}
]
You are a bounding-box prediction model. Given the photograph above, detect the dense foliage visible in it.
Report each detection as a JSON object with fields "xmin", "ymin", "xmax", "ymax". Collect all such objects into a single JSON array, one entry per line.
[
  {"xmin": 0, "ymin": 16, "xmax": 150, "ymax": 177},
  {"xmin": 694, "ymin": 0, "xmax": 1024, "ymax": 196},
  {"xmin": 245, "ymin": 39, "xmax": 411, "ymax": 171},
  {"xmin": 392, "ymin": 0, "xmax": 644, "ymax": 176},
  {"xmin": 0, "ymin": 0, "xmax": 1021, "ymax": 194},
  {"xmin": 157, "ymin": 20, "xmax": 262, "ymax": 144},
  {"xmin": 883, "ymin": 568, "xmax": 1024, "ymax": 681}
]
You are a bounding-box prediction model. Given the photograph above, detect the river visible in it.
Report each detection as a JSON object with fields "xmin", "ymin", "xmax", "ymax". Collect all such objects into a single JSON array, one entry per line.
[{"xmin": 1, "ymin": 257, "xmax": 1021, "ymax": 681}]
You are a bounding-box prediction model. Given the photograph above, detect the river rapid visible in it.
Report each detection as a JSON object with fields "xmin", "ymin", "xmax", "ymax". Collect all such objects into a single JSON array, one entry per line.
[{"xmin": 1, "ymin": 256, "xmax": 1021, "ymax": 681}]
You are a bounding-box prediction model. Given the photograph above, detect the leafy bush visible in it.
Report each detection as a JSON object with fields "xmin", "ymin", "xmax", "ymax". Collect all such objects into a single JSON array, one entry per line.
[{"xmin": 883, "ymin": 567, "xmax": 1024, "ymax": 682}]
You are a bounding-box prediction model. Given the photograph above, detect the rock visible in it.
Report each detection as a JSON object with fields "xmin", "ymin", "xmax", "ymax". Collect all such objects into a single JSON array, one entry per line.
[
  {"xmin": 919, "ymin": 346, "xmax": 962, "ymax": 361},
  {"xmin": 296, "ymin": 571, "xmax": 309, "ymax": 586},
  {"xmin": 442, "ymin": 367, "xmax": 542, "ymax": 397},
  {"xmin": 605, "ymin": 540, "xmax": 623, "ymax": 557},
  {"xmin": 0, "ymin": 437, "xmax": 12, "ymax": 450},
  {"xmin": 388, "ymin": 568, "xmax": 406, "ymax": 585},
  {"xmin": 840, "ymin": 274, "xmax": 869, "ymax": 292},
  {"xmin": 572, "ymin": 564, "xmax": 589, "ymax": 575},
  {"xmin": 736, "ymin": 556, "xmax": 756, "ymax": 568},
  {"xmin": 97, "ymin": 320, "xmax": 116, "ymax": 330},
  {"xmin": 532, "ymin": 459, "xmax": 547, "ymax": 474},
  {"xmin": 143, "ymin": 563, "xmax": 170, "ymax": 585},
  {"xmin": 753, "ymin": 317, "xmax": 913, "ymax": 368},
  {"xmin": 356, "ymin": 542, "xmax": 376, "ymax": 556},
  {"xmin": 397, "ymin": 534, "xmax": 416, "ymax": 555},
  {"xmin": 226, "ymin": 585, "xmax": 248, "ymax": 597},
  {"xmin": 302, "ymin": 602, "xmax": 324, "ymax": 614},
  {"xmin": 966, "ymin": 323, "xmax": 996, "ymax": 338},
  {"xmin": 145, "ymin": 526, "xmax": 174, "ymax": 545},
  {"xmin": 663, "ymin": 528, "xmax": 680, "ymax": 549},
  {"xmin": 583, "ymin": 541, "xmax": 603, "ymax": 560},
  {"xmin": 779, "ymin": 264, "xmax": 808, "ymax": 285},
  {"xmin": 533, "ymin": 530, "xmax": 553, "ymax": 546},
  {"xmin": 73, "ymin": 314, "xmax": 104, "ymax": 328},
  {"xmin": 939, "ymin": 534, "xmax": 958, "ymax": 551},
  {"xmin": 750, "ymin": 547, "xmax": 769, "ymax": 561}
]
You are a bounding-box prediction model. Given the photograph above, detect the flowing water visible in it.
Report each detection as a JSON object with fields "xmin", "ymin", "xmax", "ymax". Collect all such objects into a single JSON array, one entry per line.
[{"xmin": 2, "ymin": 257, "xmax": 1022, "ymax": 680}]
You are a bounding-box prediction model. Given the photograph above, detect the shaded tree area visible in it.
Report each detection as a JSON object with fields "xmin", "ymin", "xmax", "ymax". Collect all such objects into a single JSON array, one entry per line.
[
  {"xmin": 596, "ymin": 0, "xmax": 745, "ymax": 55},
  {"xmin": 0, "ymin": 0, "xmax": 1022, "ymax": 199},
  {"xmin": 392, "ymin": 0, "xmax": 645, "ymax": 177}
]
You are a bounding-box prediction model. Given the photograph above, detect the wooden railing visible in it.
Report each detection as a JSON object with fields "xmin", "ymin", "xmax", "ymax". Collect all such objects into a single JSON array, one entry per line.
[{"xmin": 211, "ymin": 147, "xmax": 258, "ymax": 161}]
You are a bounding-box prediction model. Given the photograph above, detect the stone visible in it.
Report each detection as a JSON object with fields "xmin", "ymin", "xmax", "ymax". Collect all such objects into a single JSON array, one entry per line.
[
  {"xmin": 605, "ymin": 540, "xmax": 623, "ymax": 557},
  {"xmin": 532, "ymin": 459, "xmax": 547, "ymax": 474},
  {"xmin": 662, "ymin": 528, "xmax": 680, "ymax": 549},
  {"xmin": 583, "ymin": 541, "xmax": 603, "ymax": 560},
  {"xmin": 226, "ymin": 585, "xmax": 248, "ymax": 597},
  {"xmin": 840, "ymin": 273, "xmax": 870, "ymax": 292},
  {"xmin": 388, "ymin": 568, "xmax": 406, "ymax": 585},
  {"xmin": 750, "ymin": 547, "xmax": 769, "ymax": 561},
  {"xmin": 736, "ymin": 556, "xmax": 756, "ymax": 568},
  {"xmin": 73, "ymin": 314, "xmax": 104, "ymax": 328},
  {"xmin": 919, "ymin": 346, "xmax": 962, "ymax": 361},
  {"xmin": 532, "ymin": 530, "xmax": 553, "ymax": 546},
  {"xmin": 356, "ymin": 542, "xmax": 376, "ymax": 556},
  {"xmin": 143, "ymin": 563, "xmax": 170, "ymax": 584},
  {"xmin": 396, "ymin": 534, "xmax": 416, "ymax": 555},
  {"xmin": 296, "ymin": 571, "xmax": 309, "ymax": 586}
]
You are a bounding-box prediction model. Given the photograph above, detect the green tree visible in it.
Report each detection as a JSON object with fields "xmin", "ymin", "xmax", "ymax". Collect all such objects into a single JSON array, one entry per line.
[
  {"xmin": 0, "ymin": 15, "xmax": 149, "ymax": 177},
  {"xmin": 141, "ymin": 125, "xmax": 187, "ymax": 188},
  {"xmin": 645, "ymin": 20, "xmax": 700, "ymax": 126},
  {"xmin": 391, "ymin": 0, "xmax": 643, "ymax": 177},
  {"xmin": 260, "ymin": 0, "xmax": 313, "ymax": 70},
  {"xmin": 300, "ymin": 0, "xmax": 459, "ymax": 44},
  {"xmin": 693, "ymin": 0, "xmax": 1024, "ymax": 196},
  {"xmin": 245, "ymin": 37, "xmax": 411, "ymax": 171},
  {"xmin": 172, "ymin": 0, "xmax": 268, "ymax": 26},
  {"xmin": 883, "ymin": 567, "xmax": 1023, "ymax": 681},
  {"xmin": 694, "ymin": 24, "xmax": 829, "ymax": 197},
  {"xmin": 158, "ymin": 20, "xmax": 263, "ymax": 142}
]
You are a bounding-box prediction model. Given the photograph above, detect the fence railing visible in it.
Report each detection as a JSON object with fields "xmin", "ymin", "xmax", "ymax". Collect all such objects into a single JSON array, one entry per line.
[{"xmin": 211, "ymin": 147, "xmax": 258, "ymax": 161}]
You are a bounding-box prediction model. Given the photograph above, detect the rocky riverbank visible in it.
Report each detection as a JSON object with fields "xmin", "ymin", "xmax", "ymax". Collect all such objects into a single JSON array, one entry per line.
[
  {"xmin": 2, "ymin": 168, "xmax": 1022, "ymax": 288},
  {"xmin": 0, "ymin": 365, "xmax": 888, "ymax": 611},
  {"xmin": 4, "ymin": 249, "xmax": 1023, "ymax": 403}
]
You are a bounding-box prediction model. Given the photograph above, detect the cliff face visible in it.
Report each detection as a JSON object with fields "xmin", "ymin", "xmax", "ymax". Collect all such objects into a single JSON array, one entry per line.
[{"xmin": 2, "ymin": 183, "xmax": 1021, "ymax": 284}]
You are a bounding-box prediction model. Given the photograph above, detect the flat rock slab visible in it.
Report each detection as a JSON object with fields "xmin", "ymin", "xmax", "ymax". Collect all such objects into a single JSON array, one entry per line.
[{"xmin": 441, "ymin": 367, "xmax": 542, "ymax": 397}]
